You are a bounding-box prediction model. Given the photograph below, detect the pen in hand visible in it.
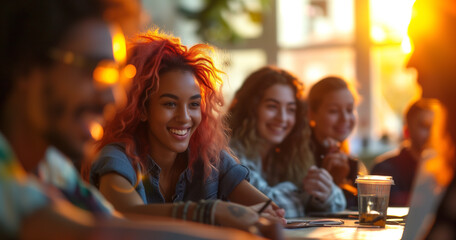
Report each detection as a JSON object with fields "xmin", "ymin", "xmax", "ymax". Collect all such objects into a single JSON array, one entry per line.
[{"xmin": 257, "ymin": 199, "xmax": 272, "ymax": 214}]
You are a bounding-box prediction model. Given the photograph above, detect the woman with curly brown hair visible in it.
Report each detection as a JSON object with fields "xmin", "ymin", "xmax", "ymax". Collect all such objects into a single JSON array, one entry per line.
[
  {"xmin": 227, "ymin": 66, "xmax": 346, "ymax": 218},
  {"xmin": 88, "ymin": 31, "xmax": 285, "ymax": 234}
]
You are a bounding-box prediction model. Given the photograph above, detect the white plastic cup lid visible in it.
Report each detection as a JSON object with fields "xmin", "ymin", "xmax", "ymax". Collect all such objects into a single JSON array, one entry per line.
[{"xmin": 355, "ymin": 175, "xmax": 395, "ymax": 185}]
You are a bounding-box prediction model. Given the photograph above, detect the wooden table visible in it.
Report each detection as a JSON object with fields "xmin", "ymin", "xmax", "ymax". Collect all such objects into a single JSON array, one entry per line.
[
  {"xmin": 285, "ymin": 219, "xmax": 404, "ymax": 240},
  {"xmin": 284, "ymin": 208, "xmax": 407, "ymax": 240}
]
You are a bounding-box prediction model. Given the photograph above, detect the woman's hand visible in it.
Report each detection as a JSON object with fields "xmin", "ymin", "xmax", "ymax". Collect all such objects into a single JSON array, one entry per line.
[
  {"xmin": 302, "ymin": 166, "xmax": 333, "ymax": 202},
  {"xmin": 249, "ymin": 201, "xmax": 286, "ymax": 224},
  {"xmin": 225, "ymin": 180, "xmax": 286, "ymax": 223},
  {"xmin": 321, "ymin": 138, "xmax": 350, "ymax": 185},
  {"xmin": 322, "ymin": 152, "xmax": 350, "ymax": 185},
  {"xmin": 214, "ymin": 201, "xmax": 284, "ymax": 239}
]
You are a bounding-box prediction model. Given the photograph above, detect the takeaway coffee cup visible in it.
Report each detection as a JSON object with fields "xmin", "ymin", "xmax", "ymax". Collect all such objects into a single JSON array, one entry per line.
[{"xmin": 355, "ymin": 175, "xmax": 394, "ymax": 227}]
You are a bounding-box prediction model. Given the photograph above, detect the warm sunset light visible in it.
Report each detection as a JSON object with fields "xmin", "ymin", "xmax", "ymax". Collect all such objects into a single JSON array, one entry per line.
[
  {"xmin": 401, "ymin": 36, "xmax": 413, "ymax": 54},
  {"xmin": 423, "ymin": 102, "xmax": 454, "ymax": 187},
  {"xmin": 277, "ymin": 0, "xmax": 354, "ymax": 46},
  {"xmin": 90, "ymin": 121, "xmax": 104, "ymax": 141},
  {"xmin": 370, "ymin": 0, "xmax": 416, "ymax": 43},
  {"xmin": 305, "ymin": 63, "xmax": 326, "ymax": 83},
  {"xmin": 371, "ymin": 26, "xmax": 386, "ymax": 43},
  {"xmin": 407, "ymin": 0, "xmax": 439, "ymax": 43}
]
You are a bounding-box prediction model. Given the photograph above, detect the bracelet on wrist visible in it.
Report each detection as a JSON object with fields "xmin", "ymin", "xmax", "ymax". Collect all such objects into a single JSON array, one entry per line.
[
  {"xmin": 172, "ymin": 201, "xmax": 184, "ymax": 219},
  {"xmin": 182, "ymin": 201, "xmax": 192, "ymax": 220}
]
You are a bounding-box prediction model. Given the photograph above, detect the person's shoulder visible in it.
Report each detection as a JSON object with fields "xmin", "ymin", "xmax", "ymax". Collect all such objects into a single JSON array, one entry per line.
[
  {"xmin": 220, "ymin": 149, "xmax": 257, "ymax": 166},
  {"xmin": 214, "ymin": 149, "xmax": 252, "ymax": 175},
  {"xmin": 91, "ymin": 143, "xmax": 138, "ymax": 186},
  {"xmin": 218, "ymin": 150, "xmax": 237, "ymax": 166},
  {"xmin": 98, "ymin": 143, "xmax": 127, "ymax": 158},
  {"xmin": 371, "ymin": 148, "xmax": 402, "ymax": 174},
  {"xmin": 93, "ymin": 143, "xmax": 134, "ymax": 169},
  {"xmin": 373, "ymin": 148, "xmax": 401, "ymax": 165}
]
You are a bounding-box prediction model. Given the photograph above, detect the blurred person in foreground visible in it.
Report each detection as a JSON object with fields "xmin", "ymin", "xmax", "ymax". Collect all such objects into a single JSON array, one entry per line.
[
  {"xmin": 371, "ymin": 99, "xmax": 442, "ymax": 207},
  {"xmin": 0, "ymin": 0, "xmax": 273, "ymax": 239},
  {"xmin": 402, "ymin": 0, "xmax": 456, "ymax": 239}
]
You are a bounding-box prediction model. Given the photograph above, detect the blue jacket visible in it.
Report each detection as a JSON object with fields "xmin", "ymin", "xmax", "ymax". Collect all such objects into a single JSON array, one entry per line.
[{"xmin": 90, "ymin": 143, "xmax": 250, "ymax": 203}]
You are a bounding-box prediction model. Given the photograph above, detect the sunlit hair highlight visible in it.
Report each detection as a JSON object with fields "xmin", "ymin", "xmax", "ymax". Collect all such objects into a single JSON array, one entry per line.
[
  {"xmin": 416, "ymin": 99, "xmax": 454, "ymax": 187},
  {"xmin": 95, "ymin": 30, "xmax": 230, "ymax": 182},
  {"xmin": 227, "ymin": 66, "xmax": 314, "ymax": 186}
]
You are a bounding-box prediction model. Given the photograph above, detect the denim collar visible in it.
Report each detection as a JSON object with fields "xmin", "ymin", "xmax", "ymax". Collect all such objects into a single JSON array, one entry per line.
[{"xmin": 144, "ymin": 153, "xmax": 194, "ymax": 183}]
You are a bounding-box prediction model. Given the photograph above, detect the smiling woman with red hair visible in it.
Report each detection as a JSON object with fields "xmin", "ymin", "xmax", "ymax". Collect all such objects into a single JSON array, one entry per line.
[
  {"xmin": 96, "ymin": 30, "xmax": 229, "ymax": 185},
  {"xmin": 88, "ymin": 30, "xmax": 285, "ymax": 233}
]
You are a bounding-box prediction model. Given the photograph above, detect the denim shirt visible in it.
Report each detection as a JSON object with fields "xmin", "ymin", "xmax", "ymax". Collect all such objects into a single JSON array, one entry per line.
[{"xmin": 90, "ymin": 144, "xmax": 250, "ymax": 203}]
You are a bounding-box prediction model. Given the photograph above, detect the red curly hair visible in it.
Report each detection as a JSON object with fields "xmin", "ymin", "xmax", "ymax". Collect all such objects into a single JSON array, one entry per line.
[{"xmin": 94, "ymin": 30, "xmax": 231, "ymax": 181}]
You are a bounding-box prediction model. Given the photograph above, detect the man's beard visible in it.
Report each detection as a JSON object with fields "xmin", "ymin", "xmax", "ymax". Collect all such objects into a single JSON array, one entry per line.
[
  {"xmin": 43, "ymin": 99, "xmax": 87, "ymax": 170},
  {"xmin": 45, "ymin": 129, "xmax": 85, "ymax": 170},
  {"xmin": 42, "ymin": 82, "xmax": 103, "ymax": 171}
]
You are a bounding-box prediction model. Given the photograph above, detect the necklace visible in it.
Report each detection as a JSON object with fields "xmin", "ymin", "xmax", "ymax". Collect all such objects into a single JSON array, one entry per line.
[
  {"xmin": 158, "ymin": 159, "xmax": 186, "ymax": 202},
  {"xmin": 159, "ymin": 180, "xmax": 177, "ymax": 202},
  {"xmin": 158, "ymin": 181, "xmax": 169, "ymax": 201}
]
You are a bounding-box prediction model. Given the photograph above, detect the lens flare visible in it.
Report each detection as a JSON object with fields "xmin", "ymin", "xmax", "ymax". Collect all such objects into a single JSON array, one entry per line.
[
  {"xmin": 90, "ymin": 121, "xmax": 104, "ymax": 141},
  {"xmin": 93, "ymin": 65, "xmax": 120, "ymax": 85},
  {"xmin": 111, "ymin": 27, "xmax": 127, "ymax": 64},
  {"xmin": 92, "ymin": 59, "xmax": 121, "ymax": 85},
  {"xmin": 123, "ymin": 64, "xmax": 136, "ymax": 79}
]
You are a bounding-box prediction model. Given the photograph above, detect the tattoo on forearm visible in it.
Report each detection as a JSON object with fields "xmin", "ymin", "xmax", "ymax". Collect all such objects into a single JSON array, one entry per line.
[{"xmin": 227, "ymin": 205, "xmax": 246, "ymax": 217}]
